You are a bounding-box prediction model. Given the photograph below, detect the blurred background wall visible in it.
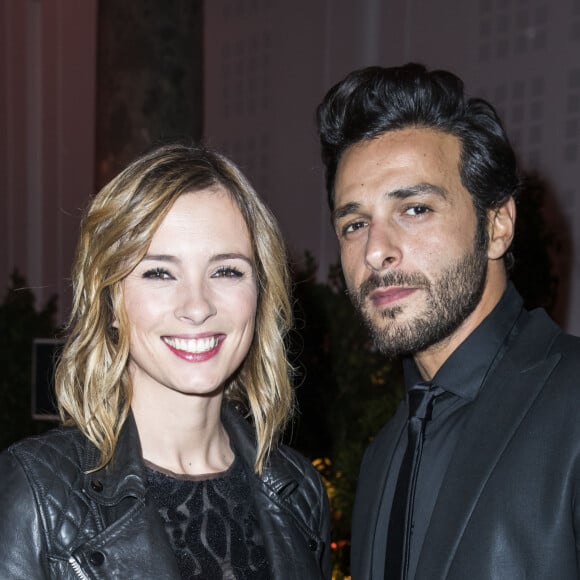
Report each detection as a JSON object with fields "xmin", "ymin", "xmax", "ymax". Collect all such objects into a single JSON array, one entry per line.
[
  {"xmin": 1, "ymin": 0, "xmax": 98, "ymax": 322},
  {"xmin": 1, "ymin": 0, "xmax": 579, "ymax": 334}
]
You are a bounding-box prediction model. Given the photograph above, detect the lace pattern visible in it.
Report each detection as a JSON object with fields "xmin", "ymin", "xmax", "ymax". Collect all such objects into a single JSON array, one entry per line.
[{"xmin": 146, "ymin": 456, "xmax": 270, "ymax": 579}]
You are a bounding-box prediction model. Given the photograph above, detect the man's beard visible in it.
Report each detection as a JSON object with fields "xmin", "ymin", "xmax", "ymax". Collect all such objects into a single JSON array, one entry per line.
[{"xmin": 350, "ymin": 235, "xmax": 488, "ymax": 359}]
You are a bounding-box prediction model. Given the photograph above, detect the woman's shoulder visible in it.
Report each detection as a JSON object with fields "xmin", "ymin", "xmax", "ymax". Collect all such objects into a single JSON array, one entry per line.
[
  {"xmin": 265, "ymin": 443, "xmax": 327, "ymax": 507},
  {"xmin": 5, "ymin": 424, "xmax": 85, "ymax": 455},
  {"xmin": 1, "ymin": 426, "xmax": 89, "ymax": 486},
  {"xmin": 222, "ymin": 403, "xmax": 327, "ymax": 505},
  {"xmin": 264, "ymin": 444, "xmax": 331, "ymax": 560},
  {"xmin": 272, "ymin": 444, "xmax": 320, "ymax": 479},
  {"xmin": 0, "ymin": 427, "xmax": 101, "ymax": 577}
]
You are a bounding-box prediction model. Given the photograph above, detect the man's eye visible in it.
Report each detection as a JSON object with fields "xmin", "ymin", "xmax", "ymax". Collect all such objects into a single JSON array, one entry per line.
[
  {"xmin": 343, "ymin": 221, "xmax": 367, "ymax": 235},
  {"xmin": 213, "ymin": 266, "xmax": 243, "ymax": 278},
  {"xmin": 405, "ymin": 205, "xmax": 431, "ymax": 216},
  {"xmin": 142, "ymin": 268, "xmax": 173, "ymax": 280}
]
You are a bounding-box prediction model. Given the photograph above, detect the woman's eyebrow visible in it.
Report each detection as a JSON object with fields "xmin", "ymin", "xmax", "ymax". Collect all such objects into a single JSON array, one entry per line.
[
  {"xmin": 209, "ymin": 253, "xmax": 254, "ymax": 266},
  {"xmin": 141, "ymin": 253, "xmax": 253, "ymax": 266},
  {"xmin": 141, "ymin": 254, "xmax": 178, "ymax": 263}
]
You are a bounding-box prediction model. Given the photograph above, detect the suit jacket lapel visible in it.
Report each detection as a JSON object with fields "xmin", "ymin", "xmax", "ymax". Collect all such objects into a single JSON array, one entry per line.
[
  {"xmin": 415, "ymin": 310, "xmax": 562, "ymax": 578},
  {"xmin": 351, "ymin": 403, "xmax": 407, "ymax": 579}
]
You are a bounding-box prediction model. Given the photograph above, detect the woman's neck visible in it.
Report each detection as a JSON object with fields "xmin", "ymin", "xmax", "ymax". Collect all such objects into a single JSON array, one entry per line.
[{"xmin": 130, "ymin": 389, "xmax": 234, "ymax": 477}]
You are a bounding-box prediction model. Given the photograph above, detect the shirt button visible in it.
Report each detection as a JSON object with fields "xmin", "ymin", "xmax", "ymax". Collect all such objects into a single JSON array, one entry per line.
[
  {"xmin": 90, "ymin": 479, "xmax": 103, "ymax": 492},
  {"xmin": 89, "ymin": 551, "xmax": 105, "ymax": 566},
  {"xmin": 308, "ymin": 539, "xmax": 318, "ymax": 551}
]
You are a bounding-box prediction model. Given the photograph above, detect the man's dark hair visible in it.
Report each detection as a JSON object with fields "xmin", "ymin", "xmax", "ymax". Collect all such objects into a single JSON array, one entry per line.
[{"xmin": 316, "ymin": 63, "xmax": 520, "ymax": 254}]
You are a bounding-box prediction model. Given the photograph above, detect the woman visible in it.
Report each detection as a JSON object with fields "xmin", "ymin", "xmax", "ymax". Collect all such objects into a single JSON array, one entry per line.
[{"xmin": 0, "ymin": 143, "xmax": 331, "ymax": 579}]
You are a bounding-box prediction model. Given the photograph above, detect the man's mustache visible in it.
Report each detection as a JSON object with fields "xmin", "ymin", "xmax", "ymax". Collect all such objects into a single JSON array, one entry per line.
[{"xmin": 356, "ymin": 271, "xmax": 430, "ymax": 302}]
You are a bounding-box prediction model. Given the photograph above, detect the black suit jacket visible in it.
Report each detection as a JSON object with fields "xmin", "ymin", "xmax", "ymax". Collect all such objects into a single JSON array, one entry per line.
[{"xmin": 351, "ymin": 307, "xmax": 580, "ymax": 579}]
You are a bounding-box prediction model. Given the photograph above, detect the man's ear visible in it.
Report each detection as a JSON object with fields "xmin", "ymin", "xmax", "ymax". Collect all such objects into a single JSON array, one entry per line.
[{"xmin": 487, "ymin": 197, "xmax": 516, "ymax": 260}]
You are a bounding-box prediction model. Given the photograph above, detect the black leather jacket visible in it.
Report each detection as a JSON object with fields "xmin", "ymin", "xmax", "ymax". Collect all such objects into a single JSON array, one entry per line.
[{"xmin": 0, "ymin": 405, "xmax": 331, "ymax": 579}]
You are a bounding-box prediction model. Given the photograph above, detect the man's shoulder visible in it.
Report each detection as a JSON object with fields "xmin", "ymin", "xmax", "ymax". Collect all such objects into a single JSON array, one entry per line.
[
  {"xmin": 551, "ymin": 325, "xmax": 580, "ymax": 355},
  {"xmin": 524, "ymin": 308, "xmax": 580, "ymax": 362}
]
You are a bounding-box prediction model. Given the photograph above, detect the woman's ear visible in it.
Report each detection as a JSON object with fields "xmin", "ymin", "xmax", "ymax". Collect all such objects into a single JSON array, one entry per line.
[{"xmin": 487, "ymin": 197, "xmax": 516, "ymax": 260}]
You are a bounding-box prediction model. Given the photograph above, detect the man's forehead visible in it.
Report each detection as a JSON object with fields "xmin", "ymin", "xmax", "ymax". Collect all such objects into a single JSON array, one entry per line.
[{"xmin": 334, "ymin": 129, "xmax": 464, "ymax": 202}]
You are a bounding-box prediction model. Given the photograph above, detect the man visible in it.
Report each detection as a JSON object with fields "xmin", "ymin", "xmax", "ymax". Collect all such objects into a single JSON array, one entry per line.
[{"xmin": 316, "ymin": 63, "xmax": 580, "ymax": 580}]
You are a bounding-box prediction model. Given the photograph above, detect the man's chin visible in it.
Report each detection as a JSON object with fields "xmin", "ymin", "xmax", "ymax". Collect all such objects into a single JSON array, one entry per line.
[
  {"xmin": 364, "ymin": 312, "xmax": 432, "ymax": 358},
  {"xmin": 364, "ymin": 301, "xmax": 412, "ymax": 325}
]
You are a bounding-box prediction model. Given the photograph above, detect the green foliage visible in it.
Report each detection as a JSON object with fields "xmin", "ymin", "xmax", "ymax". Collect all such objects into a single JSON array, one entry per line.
[{"xmin": 0, "ymin": 271, "xmax": 59, "ymax": 450}]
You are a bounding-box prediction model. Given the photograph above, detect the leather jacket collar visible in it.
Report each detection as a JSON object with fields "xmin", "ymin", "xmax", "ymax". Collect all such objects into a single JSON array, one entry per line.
[{"xmin": 83, "ymin": 403, "xmax": 300, "ymax": 505}]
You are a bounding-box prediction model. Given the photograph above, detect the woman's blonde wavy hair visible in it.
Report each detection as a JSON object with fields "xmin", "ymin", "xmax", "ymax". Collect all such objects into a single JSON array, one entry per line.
[{"xmin": 55, "ymin": 143, "xmax": 294, "ymax": 473}]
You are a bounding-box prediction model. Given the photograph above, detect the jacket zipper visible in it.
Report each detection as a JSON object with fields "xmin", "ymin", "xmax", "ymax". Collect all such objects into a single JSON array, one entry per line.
[{"xmin": 68, "ymin": 556, "xmax": 90, "ymax": 580}]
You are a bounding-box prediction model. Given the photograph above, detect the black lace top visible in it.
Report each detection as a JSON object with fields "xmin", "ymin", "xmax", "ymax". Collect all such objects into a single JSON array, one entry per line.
[{"xmin": 145, "ymin": 456, "xmax": 270, "ymax": 579}]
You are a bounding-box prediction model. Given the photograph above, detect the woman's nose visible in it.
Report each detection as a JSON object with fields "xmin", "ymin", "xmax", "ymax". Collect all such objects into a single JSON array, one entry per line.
[{"xmin": 174, "ymin": 282, "xmax": 217, "ymax": 325}]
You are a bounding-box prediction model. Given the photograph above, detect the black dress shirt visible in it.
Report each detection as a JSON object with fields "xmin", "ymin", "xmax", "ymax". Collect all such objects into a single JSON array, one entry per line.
[{"xmin": 372, "ymin": 283, "xmax": 525, "ymax": 579}]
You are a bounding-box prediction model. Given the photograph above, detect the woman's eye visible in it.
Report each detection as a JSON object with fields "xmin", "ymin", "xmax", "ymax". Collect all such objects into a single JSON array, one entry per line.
[
  {"xmin": 142, "ymin": 267, "xmax": 173, "ymax": 280},
  {"xmin": 213, "ymin": 266, "xmax": 244, "ymax": 278}
]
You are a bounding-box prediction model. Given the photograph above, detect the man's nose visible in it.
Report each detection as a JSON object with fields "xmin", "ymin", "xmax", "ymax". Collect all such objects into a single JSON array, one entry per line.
[{"xmin": 364, "ymin": 223, "xmax": 402, "ymax": 272}]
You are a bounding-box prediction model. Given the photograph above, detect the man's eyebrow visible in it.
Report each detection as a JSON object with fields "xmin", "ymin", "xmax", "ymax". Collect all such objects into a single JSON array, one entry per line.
[
  {"xmin": 333, "ymin": 182, "xmax": 448, "ymax": 222},
  {"xmin": 388, "ymin": 182, "xmax": 448, "ymax": 199},
  {"xmin": 332, "ymin": 202, "xmax": 361, "ymax": 223}
]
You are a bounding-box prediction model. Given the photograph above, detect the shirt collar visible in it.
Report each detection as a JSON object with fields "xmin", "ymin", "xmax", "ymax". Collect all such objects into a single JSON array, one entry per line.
[{"xmin": 404, "ymin": 283, "xmax": 524, "ymax": 400}]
